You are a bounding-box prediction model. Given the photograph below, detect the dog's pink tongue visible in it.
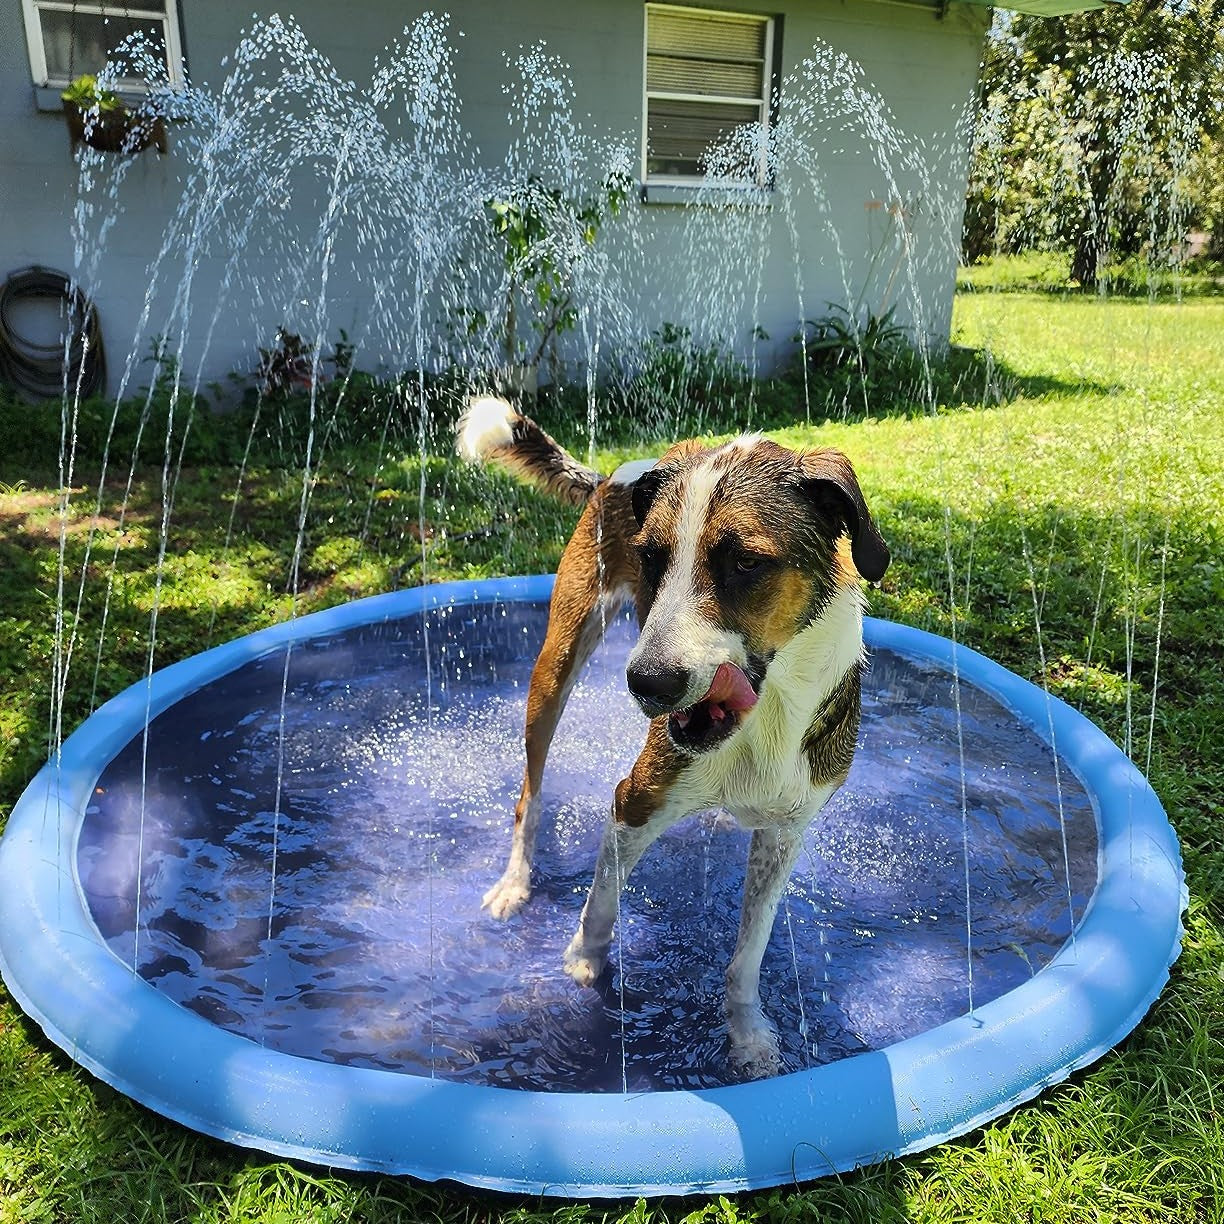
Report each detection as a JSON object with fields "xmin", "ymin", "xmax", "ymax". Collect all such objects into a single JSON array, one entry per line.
[{"xmin": 702, "ymin": 662, "xmax": 758, "ymax": 713}]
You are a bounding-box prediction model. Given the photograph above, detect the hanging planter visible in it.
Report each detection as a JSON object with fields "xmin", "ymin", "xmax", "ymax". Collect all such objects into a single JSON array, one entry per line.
[{"xmin": 61, "ymin": 75, "xmax": 167, "ymax": 156}]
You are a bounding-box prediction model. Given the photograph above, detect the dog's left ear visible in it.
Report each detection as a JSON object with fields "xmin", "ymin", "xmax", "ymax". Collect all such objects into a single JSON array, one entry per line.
[
  {"xmin": 630, "ymin": 464, "xmax": 670, "ymax": 528},
  {"xmin": 797, "ymin": 450, "xmax": 890, "ymax": 582}
]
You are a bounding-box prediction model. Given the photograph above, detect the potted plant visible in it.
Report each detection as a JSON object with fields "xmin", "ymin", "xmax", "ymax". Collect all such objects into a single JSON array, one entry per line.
[{"xmin": 61, "ymin": 74, "xmax": 167, "ymax": 155}]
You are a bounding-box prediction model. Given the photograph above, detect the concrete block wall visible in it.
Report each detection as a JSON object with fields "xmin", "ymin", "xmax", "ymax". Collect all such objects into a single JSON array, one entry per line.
[{"xmin": 0, "ymin": 1, "xmax": 988, "ymax": 394}]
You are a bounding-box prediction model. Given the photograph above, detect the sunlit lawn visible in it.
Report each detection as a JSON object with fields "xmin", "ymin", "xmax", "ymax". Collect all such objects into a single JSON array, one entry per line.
[{"xmin": 0, "ymin": 285, "xmax": 1222, "ymax": 1223}]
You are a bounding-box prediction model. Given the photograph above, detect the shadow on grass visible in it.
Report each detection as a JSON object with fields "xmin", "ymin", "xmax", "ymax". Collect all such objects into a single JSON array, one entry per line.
[
  {"xmin": 0, "ymin": 331, "xmax": 1118, "ymax": 483},
  {"xmin": 958, "ymin": 251, "xmax": 1224, "ymax": 299},
  {"xmin": 526, "ymin": 343, "xmax": 1117, "ymax": 453}
]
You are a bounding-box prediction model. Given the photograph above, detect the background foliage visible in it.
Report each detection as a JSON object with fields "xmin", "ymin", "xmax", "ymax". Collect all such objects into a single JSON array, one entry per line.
[{"xmin": 964, "ymin": 0, "xmax": 1224, "ymax": 284}]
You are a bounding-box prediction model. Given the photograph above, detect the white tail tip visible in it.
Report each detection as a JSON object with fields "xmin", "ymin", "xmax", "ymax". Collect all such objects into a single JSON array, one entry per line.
[{"xmin": 457, "ymin": 395, "xmax": 517, "ymax": 463}]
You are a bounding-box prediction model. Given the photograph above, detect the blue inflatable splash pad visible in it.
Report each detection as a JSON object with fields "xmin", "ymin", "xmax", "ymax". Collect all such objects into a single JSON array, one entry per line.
[{"xmin": 0, "ymin": 576, "xmax": 1185, "ymax": 1195}]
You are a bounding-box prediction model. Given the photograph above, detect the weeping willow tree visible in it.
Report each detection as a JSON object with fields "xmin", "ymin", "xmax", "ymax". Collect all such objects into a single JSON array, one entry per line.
[{"xmin": 965, "ymin": 0, "xmax": 1224, "ymax": 287}]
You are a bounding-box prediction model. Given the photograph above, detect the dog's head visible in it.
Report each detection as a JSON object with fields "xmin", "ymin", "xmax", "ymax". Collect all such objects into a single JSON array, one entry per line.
[{"xmin": 624, "ymin": 437, "xmax": 889, "ymax": 755}]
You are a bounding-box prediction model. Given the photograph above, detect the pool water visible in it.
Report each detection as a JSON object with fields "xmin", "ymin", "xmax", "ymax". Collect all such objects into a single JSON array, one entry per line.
[{"xmin": 79, "ymin": 601, "xmax": 1097, "ymax": 1092}]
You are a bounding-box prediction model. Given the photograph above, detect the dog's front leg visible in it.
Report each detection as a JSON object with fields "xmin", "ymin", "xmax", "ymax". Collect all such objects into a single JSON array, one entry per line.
[
  {"xmin": 562, "ymin": 811, "xmax": 666, "ymax": 986},
  {"xmin": 564, "ymin": 725, "xmax": 688, "ymax": 986},
  {"xmin": 725, "ymin": 821, "xmax": 808, "ymax": 1079}
]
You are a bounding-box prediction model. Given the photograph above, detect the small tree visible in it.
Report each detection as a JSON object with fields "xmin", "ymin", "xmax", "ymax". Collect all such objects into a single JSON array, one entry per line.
[{"xmin": 484, "ymin": 170, "xmax": 630, "ymax": 370}]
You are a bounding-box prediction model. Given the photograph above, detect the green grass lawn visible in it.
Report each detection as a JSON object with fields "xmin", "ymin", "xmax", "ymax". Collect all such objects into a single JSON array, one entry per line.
[{"xmin": 1, "ymin": 287, "xmax": 1222, "ymax": 1223}]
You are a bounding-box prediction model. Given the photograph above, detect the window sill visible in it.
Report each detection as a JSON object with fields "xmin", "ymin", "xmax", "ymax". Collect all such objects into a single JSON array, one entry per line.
[
  {"xmin": 33, "ymin": 85, "xmax": 66, "ymax": 112},
  {"xmin": 641, "ymin": 182, "xmax": 772, "ymax": 208}
]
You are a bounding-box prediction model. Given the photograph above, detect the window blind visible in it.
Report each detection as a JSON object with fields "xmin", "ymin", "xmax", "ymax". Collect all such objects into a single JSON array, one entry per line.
[{"xmin": 645, "ymin": 6, "xmax": 772, "ymax": 183}]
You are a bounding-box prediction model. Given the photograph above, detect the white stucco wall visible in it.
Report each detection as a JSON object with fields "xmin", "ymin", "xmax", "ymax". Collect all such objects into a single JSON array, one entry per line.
[{"xmin": 0, "ymin": 1, "xmax": 988, "ymax": 394}]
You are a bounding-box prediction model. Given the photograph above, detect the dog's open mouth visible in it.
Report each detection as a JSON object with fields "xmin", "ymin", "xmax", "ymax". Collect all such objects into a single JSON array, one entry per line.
[{"xmin": 667, "ymin": 662, "xmax": 759, "ymax": 753}]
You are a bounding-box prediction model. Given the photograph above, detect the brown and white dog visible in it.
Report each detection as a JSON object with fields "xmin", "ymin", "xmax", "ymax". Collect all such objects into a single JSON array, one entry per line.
[{"xmin": 457, "ymin": 395, "xmax": 889, "ymax": 1076}]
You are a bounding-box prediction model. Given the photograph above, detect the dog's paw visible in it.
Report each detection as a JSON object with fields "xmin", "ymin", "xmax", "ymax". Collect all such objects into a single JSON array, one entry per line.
[
  {"xmin": 481, "ymin": 872, "xmax": 530, "ymax": 919},
  {"xmin": 727, "ymin": 1006, "xmax": 783, "ymax": 1080},
  {"xmin": 562, "ymin": 934, "xmax": 608, "ymax": 988}
]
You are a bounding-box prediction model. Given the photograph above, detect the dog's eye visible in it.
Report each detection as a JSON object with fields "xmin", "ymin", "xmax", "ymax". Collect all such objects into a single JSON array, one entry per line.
[
  {"xmin": 637, "ymin": 543, "xmax": 667, "ymax": 584},
  {"xmin": 713, "ymin": 536, "xmax": 774, "ymax": 589}
]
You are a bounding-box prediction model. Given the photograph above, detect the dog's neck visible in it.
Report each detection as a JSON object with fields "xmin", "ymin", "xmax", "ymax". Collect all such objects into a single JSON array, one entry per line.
[
  {"xmin": 671, "ymin": 581, "xmax": 865, "ymax": 826},
  {"xmin": 750, "ymin": 580, "xmax": 866, "ymax": 749}
]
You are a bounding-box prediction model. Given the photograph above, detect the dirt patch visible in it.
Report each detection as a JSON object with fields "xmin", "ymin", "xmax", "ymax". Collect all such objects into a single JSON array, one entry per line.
[{"xmin": 0, "ymin": 486, "xmax": 148, "ymax": 543}]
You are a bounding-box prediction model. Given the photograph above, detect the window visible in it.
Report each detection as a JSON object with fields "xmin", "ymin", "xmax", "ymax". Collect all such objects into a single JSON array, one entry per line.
[
  {"xmin": 22, "ymin": 1, "xmax": 185, "ymax": 91},
  {"xmin": 644, "ymin": 4, "xmax": 775, "ymax": 186}
]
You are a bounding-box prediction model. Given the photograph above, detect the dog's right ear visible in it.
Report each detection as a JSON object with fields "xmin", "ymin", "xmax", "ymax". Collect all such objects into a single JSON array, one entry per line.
[{"xmin": 630, "ymin": 465, "xmax": 670, "ymax": 528}]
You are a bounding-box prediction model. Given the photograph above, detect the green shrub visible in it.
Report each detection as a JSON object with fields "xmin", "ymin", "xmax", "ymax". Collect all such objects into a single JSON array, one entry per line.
[
  {"xmin": 615, "ymin": 323, "xmax": 751, "ymax": 432},
  {"xmin": 779, "ymin": 307, "xmax": 925, "ymax": 422}
]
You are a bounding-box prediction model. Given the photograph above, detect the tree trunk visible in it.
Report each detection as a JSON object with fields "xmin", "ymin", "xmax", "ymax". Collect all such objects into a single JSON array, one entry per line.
[
  {"xmin": 1070, "ymin": 127, "xmax": 1121, "ymax": 292},
  {"xmin": 1071, "ymin": 228, "xmax": 1103, "ymax": 291}
]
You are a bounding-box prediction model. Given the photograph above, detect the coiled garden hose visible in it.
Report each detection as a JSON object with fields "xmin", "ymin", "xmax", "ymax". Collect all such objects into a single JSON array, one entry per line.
[{"xmin": 0, "ymin": 266, "xmax": 106, "ymax": 400}]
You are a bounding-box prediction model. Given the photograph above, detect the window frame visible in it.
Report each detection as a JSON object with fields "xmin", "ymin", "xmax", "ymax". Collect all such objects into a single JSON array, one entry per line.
[
  {"xmin": 641, "ymin": 2, "xmax": 776, "ymax": 189},
  {"xmin": 21, "ymin": 0, "xmax": 186, "ymax": 93}
]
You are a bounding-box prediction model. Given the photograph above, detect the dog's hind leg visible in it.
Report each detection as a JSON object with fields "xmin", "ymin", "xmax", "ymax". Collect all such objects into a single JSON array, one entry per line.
[{"xmin": 483, "ymin": 518, "xmax": 628, "ymax": 919}]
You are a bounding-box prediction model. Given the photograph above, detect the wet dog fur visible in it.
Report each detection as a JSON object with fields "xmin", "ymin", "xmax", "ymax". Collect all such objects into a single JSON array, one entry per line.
[{"xmin": 457, "ymin": 395, "xmax": 890, "ymax": 1077}]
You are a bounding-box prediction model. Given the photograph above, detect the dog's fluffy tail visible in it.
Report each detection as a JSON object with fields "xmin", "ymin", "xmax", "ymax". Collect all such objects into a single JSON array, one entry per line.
[{"xmin": 456, "ymin": 395, "xmax": 601, "ymax": 507}]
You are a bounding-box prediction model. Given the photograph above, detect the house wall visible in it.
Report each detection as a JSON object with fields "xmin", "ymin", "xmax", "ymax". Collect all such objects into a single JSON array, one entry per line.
[{"xmin": 0, "ymin": 1, "xmax": 988, "ymax": 395}]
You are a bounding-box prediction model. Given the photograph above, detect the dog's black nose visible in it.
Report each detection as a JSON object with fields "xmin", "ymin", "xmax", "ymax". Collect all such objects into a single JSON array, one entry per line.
[{"xmin": 626, "ymin": 662, "xmax": 691, "ymax": 717}]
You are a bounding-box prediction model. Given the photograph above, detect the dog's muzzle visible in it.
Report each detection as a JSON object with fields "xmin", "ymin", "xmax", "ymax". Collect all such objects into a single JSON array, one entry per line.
[
  {"xmin": 627, "ymin": 660, "xmax": 760, "ymax": 753},
  {"xmin": 626, "ymin": 661, "xmax": 692, "ymax": 719}
]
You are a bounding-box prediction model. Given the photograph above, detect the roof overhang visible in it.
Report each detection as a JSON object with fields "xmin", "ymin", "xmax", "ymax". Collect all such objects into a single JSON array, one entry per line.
[
  {"xmin": 874, "ymin": 0, "xmax": 1129, "ymax": 16},
  {"xmin": 976, "ymin": 0, "xmax": 1128, "ymax": 14}
]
